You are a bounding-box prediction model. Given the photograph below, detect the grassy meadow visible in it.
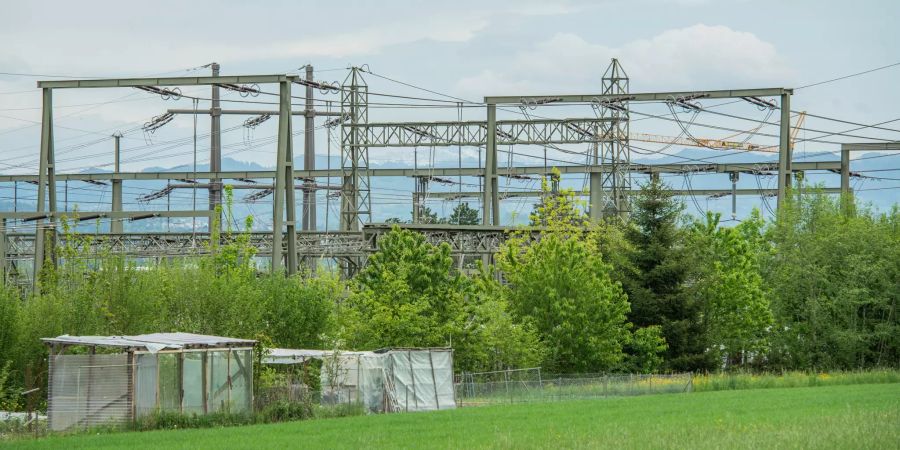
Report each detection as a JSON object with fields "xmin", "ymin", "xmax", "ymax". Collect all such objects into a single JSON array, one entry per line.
[{"xmin": 7, "ymin": 383, "xmax": 898, "ymax": 449}]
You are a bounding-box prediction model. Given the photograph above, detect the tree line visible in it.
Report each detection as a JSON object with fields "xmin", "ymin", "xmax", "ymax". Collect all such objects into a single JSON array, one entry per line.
[{"xmin": 0, "ymin": 178, "xmax": 897, "ymax": 409}]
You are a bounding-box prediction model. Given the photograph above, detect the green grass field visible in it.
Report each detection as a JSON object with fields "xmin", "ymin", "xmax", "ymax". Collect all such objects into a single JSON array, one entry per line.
[{"xmin": 8, "ymin": 383, "xmax": 899, "ymax": 449}]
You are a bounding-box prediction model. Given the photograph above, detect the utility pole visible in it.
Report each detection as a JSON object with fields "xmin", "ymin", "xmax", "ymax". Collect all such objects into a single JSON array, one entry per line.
[
  {"xmin": 111, "ymin": 133, "xmax": 123, "ymax": 233},
  {"xmin": 210, "ymin": 63, "xmax": 222, "ymax": 229}
]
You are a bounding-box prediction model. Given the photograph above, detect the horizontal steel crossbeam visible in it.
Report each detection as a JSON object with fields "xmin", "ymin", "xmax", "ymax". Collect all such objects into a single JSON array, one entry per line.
[
  {"xmin": 485, "ymin": 88, "xmax": 792, "ymax": 105},
  {"xmin": 0, "ymin": 161, "xmax": 841, "ymax": 183},
  {"xmin": 38, "ymin": 75, "xmax": 297, "ymax": 89}
]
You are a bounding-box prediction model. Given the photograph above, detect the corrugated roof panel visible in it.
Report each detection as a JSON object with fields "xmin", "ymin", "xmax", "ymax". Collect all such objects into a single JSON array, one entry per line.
[{"xmin": 42, "ymin": 332, "xmax": 256, "ymax": 350}]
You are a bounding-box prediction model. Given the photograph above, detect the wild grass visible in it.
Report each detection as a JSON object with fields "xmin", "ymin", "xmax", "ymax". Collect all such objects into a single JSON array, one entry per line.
[
  {"xmin": 7, "ymin": 383, "xmax": 898, "ymax": 449},
  {"xmin": 692, "ymin": 368, "xmax": 900, "ymax": 392}
]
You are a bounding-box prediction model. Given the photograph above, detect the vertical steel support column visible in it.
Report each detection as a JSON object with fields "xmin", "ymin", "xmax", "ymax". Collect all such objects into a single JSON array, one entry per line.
[
  {"xmin": 777, "ymin": 92, "xmax": 792, "ymax": 209},
  {"xmin": 0, "ymin": 218, "xmax": 6, "ymax": 283},
  {"xmin": 302, "ymin": 66, "xmax": 317, "ymax": 232},
  {"xmin": 111, "ymin": 133, "xmax": 123, "ymax": 234},
  {"xmin": 33, "ymin": 87, "xmax": 56, "ymax": 290},
  {"xmin": 729, "ymin": 172, "xmax": 739, "ymax": 220},
  {"xmin": 840, "ymin": 144, "xmax": 852, "ymax": 213},
  {"xmin": 483, "ymin": 104, "xmax": 497, "ymax": 225},
  {"xmin": 286, "ymin": 110, "xmax": 298, "ymax": 275},
  {"xmin": 589, "ymin": 125, "xmax": 601, "ymax": 221},
  {"xmin": 272, "ymin": 80, "xmax": 295, "ymax": 273},
  {"xmin": 589, "ymin": 172, "xmax": 602, "ymax": 220},
  {"xmin": 209, "ymin": 63, "xmax": 222, "ymax": 228},
  {"xmin": 840, "ymin": 144, "xmax": 851, "ymax": 195},
  {"xmin": 302, "ymin": 66, "xmax": 317, "ymax": 272}
]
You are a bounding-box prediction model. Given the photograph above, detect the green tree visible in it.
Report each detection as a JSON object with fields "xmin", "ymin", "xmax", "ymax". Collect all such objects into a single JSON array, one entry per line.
[
  {"xmin": 763, "ymin": 188, "xmax": 899, "ymax": 370},
  {"xmin": 448, "ymin": 202, "xmax": 480, "ymax": 225},
  {"xmin": 624, "ymin": 178, "xmax": 714, "ymax": 371},
  {"xmin": 417, "ymin": 206, "xmax": 442, "ymax": 224},
  {"xmin": 342, "ymin": 226, "xmax": 542, "ymax": 371},
  {"xmin": 454, "ymin": 265, "xmax": 546, "ymax": 372},
  {"xmin": 690, "ymin": 212, "xmax": 773, "ymax": 368},
  {"xmin": 498, "ymin": 178, "xmax": 633, "ymax": 372},
  {"xmin": 624, "ymin": 326, "xmax": 668, "ymax": 374}
]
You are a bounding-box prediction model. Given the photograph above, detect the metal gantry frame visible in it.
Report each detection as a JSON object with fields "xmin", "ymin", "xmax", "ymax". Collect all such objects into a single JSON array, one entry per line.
[
  {"xmin": 5, "ymin": 62, "xmax": 866, "ymax": 286},
  {"xmin": 482, "ymin": 87, "xmax": 795, "ymax": 225},
  {"xmin": 29, "ymin": 74, "xmax": 302, "ymax": 288}
]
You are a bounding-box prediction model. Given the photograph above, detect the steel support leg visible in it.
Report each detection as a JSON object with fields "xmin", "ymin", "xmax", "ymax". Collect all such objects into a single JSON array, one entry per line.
[
  {"xmin": 34, "ymin": 88, "xmax": 56, "ymax": 290},
  {"xmin": 776, "ymin": 92, "xmax": 792, "ymax": 210},
  {"xmin": 483, "ymin": 104, "xmax": 497, "ymax": 225},
  {"xmin": 272, "ymin": 81, "xmax": 293, "ymax": 273},
  {"xmin": 589, "ymin": 172, "xmax": 602, "ymax": 221},
  {"xmin": 302, "ymin": 65, "xmax": 317, "ymax": 272}
]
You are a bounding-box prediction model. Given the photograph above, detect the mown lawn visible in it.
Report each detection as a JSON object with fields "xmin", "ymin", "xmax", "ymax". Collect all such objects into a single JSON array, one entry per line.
[{"xmin": 9, "ymin": 383, "xmax": 899, "ymax": 449}]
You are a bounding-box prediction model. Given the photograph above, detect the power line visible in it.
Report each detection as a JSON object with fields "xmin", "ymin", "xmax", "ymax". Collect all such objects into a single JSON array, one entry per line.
[{"xmin": 796, "ymin": 61, "xmax": 900, "ymax": 89}]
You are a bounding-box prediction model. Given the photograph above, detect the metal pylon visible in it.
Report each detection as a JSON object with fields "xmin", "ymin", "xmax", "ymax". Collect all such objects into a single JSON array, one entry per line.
[
  {"xmin": 600, "ymin": 58, "xmax": 631, "ymax": 218},
  {"xmin": 340, "ymin": 67, "xmax": 372, "ymax": 231}
]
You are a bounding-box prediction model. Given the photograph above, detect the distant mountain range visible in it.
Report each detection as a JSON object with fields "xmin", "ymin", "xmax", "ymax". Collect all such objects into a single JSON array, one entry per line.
[{"xmin": 1, "ymin": 149, "xmax": 896, "ymax": 233}]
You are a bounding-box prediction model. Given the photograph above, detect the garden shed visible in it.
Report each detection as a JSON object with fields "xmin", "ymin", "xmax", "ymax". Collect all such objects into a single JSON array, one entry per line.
[
  {"xmin": 42, "ymin": 332, "xmax": 256, "ymax": 431},
  {"xmin": 264, "ymin": 348, "xmax": 455, "ymax": 413}
]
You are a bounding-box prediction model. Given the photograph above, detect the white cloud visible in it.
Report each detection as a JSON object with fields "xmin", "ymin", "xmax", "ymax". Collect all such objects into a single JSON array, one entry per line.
[
  {"xmin": 456, "ymin": 24, "xmax": 797, "ymax": 97},
  {"xmin": 0, "ymin": 1, "xmax": 576, "ymax": 75}
]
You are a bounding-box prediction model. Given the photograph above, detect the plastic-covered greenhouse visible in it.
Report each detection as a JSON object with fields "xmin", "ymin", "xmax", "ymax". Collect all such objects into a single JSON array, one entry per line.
[
  {"xmin": 265, "ymin": 348, "xmax": 455, "ymax": 413},
  {"xmin": 42, "ymin": 333, "xmax": 255, "ymax": 431}
]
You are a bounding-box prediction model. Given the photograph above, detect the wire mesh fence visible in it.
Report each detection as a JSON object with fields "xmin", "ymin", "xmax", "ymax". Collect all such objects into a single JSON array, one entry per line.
[{"xmin": 454, "ymin": 369, "xmax": 693, "ymax": 407}]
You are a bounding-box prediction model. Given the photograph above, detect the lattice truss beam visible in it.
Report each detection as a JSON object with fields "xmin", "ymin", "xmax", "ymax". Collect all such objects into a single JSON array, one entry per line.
[
  {"xmin": 351, "ymin": 117, "xmax": 618, "ymax": 147},
  {"xmin": 2, "ymin": 226, "xmax": 521, "ymax": 262}
]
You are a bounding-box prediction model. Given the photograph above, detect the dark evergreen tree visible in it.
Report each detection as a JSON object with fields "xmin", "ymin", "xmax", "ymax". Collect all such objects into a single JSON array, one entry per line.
[
  {"xmin": 448, "ymin": 202, "xmax": 480, "ymax": 225},
  {"xmin": 623, "ymin": 178, "xmax": 714, "ymax": 371}
]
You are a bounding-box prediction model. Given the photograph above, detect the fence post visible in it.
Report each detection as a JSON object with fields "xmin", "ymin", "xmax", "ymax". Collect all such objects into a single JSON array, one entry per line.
[
  {"xmin": 603, "ymin": 375, "xmax": 607, "ymax": 398},
  {"xmin": 505, "ymin": 370, "xmax": 511, "ymax": 404},
  {"xmin": 537, "ymin": 367, "xmax": 543, "ymax": 401}
]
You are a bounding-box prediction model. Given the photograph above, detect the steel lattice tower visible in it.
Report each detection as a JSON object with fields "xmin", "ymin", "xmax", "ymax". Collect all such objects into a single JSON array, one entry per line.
[
  {"xmin": 599, "ymin": 58, "xmax": 631, "ymax": 218},
  {"xmin": 340, "ymin": 67, "xmax": 372, "ymax": 231}
]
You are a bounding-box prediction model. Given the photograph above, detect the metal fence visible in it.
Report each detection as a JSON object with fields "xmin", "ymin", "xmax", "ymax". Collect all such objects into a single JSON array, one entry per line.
[{"xmin": 455, "ymin": 369, "xmax": 693, "ymax": 407}]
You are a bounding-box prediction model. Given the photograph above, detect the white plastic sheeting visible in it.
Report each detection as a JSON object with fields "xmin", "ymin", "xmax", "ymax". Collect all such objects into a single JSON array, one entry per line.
[
  {"xmin": 47, "ymin": 348, "xmax": 254, "ymax": 431},
  {"xmin": 267, "ymin": 348, "xmax": 455, "ymax": 413},
  {"xmin": 386, "ymin": 351, "xmax": 454, "ymax": 412},
  {"xmin": 42, "ymin": 333, "xmax": 256, "ymax": 353},
  {"xmin": 48, "ymin": 354, "xmax": 131, "ymax": 432}
]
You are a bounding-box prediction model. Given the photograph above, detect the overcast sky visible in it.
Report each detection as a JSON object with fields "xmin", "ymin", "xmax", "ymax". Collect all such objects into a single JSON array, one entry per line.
[{"xmin": 1, "ymin": 0, "xmax": 898, "ymax": 174}]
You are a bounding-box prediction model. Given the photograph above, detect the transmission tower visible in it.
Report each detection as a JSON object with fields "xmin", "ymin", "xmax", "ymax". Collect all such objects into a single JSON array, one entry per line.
[
  {"xmin": 599, "ymin": 58, "xmax": 631, "ymax": 218},
  {"xmin": 340, "ymin": 67, "xmax": 372, "ymax": 231}
]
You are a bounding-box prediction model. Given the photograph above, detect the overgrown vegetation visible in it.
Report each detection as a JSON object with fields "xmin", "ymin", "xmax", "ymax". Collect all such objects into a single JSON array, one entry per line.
[{"xmin": 0, "ymin": 176, "xmax": 897, "ymax": 415}]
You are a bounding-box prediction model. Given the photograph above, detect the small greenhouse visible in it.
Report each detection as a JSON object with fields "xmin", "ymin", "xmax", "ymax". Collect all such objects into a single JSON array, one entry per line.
[
  {"xmin": 264, "ymin": 348, "xmax": 455, "ymax": 413},
  {"xmin": 43, "ymin": 332, "xmax": 256, "ymax": 431}
]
